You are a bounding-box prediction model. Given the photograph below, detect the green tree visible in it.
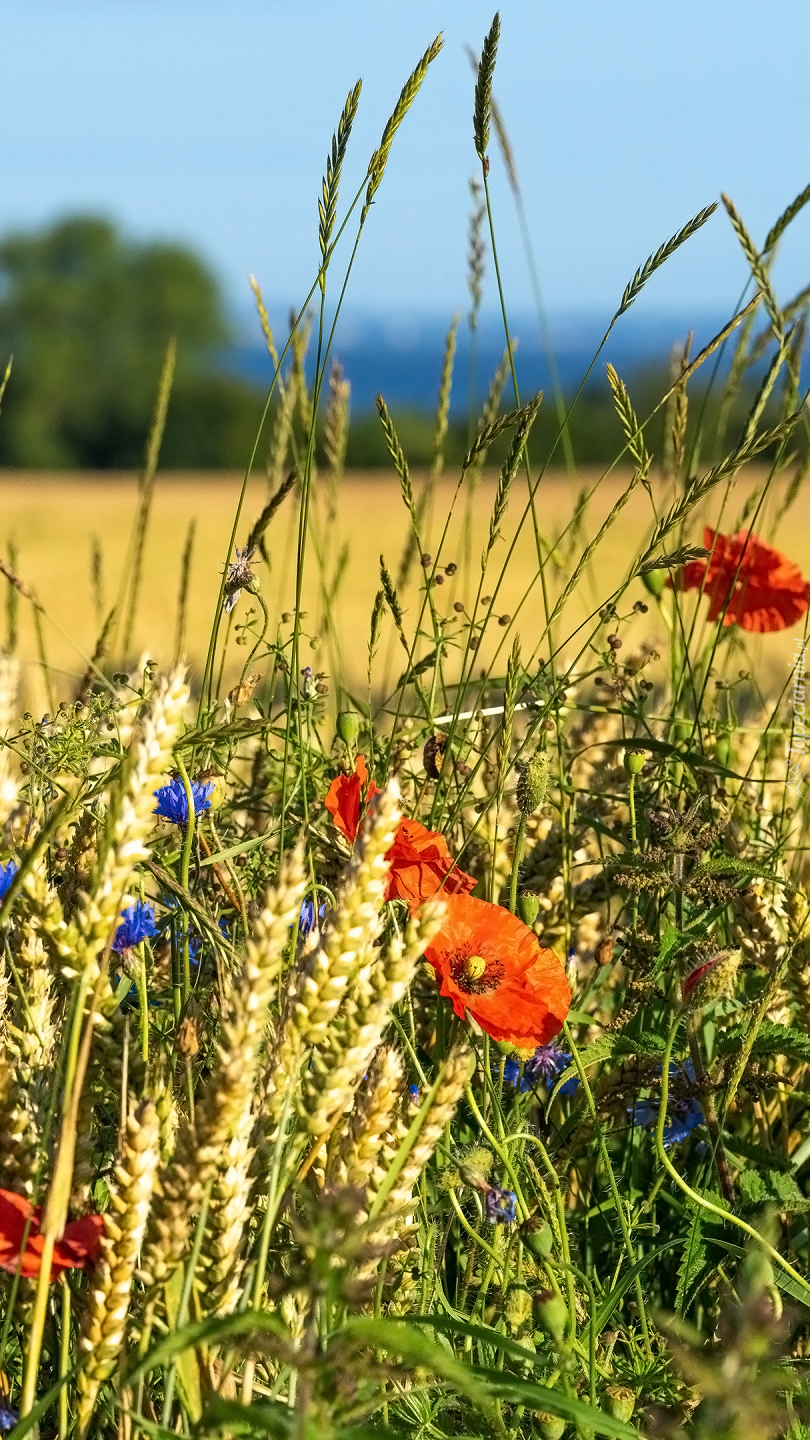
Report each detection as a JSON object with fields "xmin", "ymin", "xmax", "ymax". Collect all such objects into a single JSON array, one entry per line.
[{"xmin": 0, "ymin": 214, "xmax": 264, "ymax": 467}]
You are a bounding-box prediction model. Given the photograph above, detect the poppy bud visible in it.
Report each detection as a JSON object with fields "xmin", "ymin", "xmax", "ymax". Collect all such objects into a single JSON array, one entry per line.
[
  {"xmin": 535, "ymin": 1289, "xmax": 567, "ymax": 1341},
  {"xmin": 504, "ymin": 1284, "xmax": 533, "ymax": 1334},
  {"xmin": 623, "ymin": 747, "xmax": 645, "ymax": 775},
  {"xmin": 518, "ymin": 892, "xmax": 541, "ymax": 926},
  {"xmin": 683, "ymin": 948, "xmax": 741, "ymax": 1007},
  {"xmin": 594, "ymin": 934, "xmax": 614, "ymax": 966},
  {"xmin": 335, "ymin": 711, "xmax": 360, "ymax": 747},
  {"xmin": 533, "ymin": 1414, "xmax": 565, "ymax": 1440},
  {"xmin": 641, "ymin": 567, "xmax": 667, "ymax": 597},
  {"xmin": 516, "ymin": 751, "xmax": 549, "ymax": 816},
  {"xmin": 604, "ymin": 1386, "xmax": 636, "ymax": 1423},
  {"xmin": 715, "ymin": 732, "xmax": 733, "ymax": 767}
]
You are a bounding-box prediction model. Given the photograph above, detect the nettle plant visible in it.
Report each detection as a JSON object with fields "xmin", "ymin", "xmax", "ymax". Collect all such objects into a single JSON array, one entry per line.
[{"xmin": 1, "ymin": 14, "xmax": 810, "ymax": 1440}]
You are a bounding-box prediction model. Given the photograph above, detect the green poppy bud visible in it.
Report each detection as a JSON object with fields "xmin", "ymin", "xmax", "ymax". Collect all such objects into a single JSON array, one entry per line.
[
  {"xmin": 459, "ymin": 1147, "xmax": 494, "ymax": 1189},
  {"xmin": 535, "ymin": 1289, "xmax": 567, "ymax": 1341},
  {"xmin": 516, "ymin": 750, "xmax": 549, "ymax": 816},
  {"xmin": 336, "ymin": 710, "xmax": 360, "ymax": 747},
  {"xmin": 641, "ymin": 567, "xmax": 666, "ymax": 597}
]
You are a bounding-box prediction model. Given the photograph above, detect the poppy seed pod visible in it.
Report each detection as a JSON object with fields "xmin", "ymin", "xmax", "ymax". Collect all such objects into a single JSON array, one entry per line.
[
  {"xmin": 623, "ymin": 747, "xmax": 646, "ymax": 775},
  {"xmin": 604, "ymin": 1386, "xmax": 636, "ymax": 1423},
  {"xmin": 521, "ymin": 1213, "xmax": 553, "ymax": 1259},
  {"xmin": 516, "ymin": 751, "xmax": 549, "ymax": 816},
  {"xmin": 336, "ymin": 710, "xmax": 358, "ymax": 745},
  {"xmin": 518, "ymin": 892, "xmax": 541, "ymax": 926},
  {"xmin": 534, "ymin": 1415, "xmax": 565, "ymax": 1440}
]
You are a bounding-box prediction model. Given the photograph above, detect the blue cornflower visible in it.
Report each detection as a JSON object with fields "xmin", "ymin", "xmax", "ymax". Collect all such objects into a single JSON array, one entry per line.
[
  {"xmin": 0, "ymin": 860, "xmax": 18, "ymax": 901},
  {"xmin": 299, "ymin": 897, "xmax": 327, "ymax": 937},
  {"xmin": 629, "ymin": 1061, "xmax": 704, "ymax": 1147},
  {"xmin": 502, "ymin": 1042, "xmax": 580, "ymax": 1096},
  {"xmin": 408, "ymin": 1084, "xmax": 420, "ymax": 1102},
  {"xmin": 485, "ymin": 1185, "xmax": 517, "ymax": 1224},
  {"xmin": 224, "ymin": 546, "xmax": 256, "ymax": 613},
  {"xmin": 112, "ymin": 900, "xmax": 157, "ymax": 955},
  {"xmin": 0, "ymin": 1401, "xmax": 19, "ymax": 1432},
  {"xmin": 153, "ymin": 777, "xmax": 215, "ymax": 824}
]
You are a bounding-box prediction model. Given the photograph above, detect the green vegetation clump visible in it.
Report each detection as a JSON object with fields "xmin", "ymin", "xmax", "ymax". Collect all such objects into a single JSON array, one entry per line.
[{"xmin": 2, "ymin": 19, "xmax": 810, "ymax": 1440}]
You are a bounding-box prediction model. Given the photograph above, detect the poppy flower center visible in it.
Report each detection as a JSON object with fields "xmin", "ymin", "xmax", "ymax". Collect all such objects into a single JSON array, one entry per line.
[{"xmin": 450, "ymin": 948, "xmax": 504, "ymax": 995}]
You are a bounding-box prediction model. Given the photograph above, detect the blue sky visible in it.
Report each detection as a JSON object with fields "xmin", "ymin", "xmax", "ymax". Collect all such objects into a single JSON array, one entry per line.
[{"xmin": 2, "ymin": 0, "xmax": 809, "ymax": 330}]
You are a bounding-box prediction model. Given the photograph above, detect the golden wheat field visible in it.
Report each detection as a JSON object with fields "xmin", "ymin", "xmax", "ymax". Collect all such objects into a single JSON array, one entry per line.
[{"xmin": 0, "ymin": 466, "xmax": 803, "ymax": 708}]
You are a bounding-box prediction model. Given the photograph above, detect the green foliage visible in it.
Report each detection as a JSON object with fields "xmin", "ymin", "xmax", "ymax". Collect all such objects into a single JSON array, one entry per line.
[{"xmin": 0, "ymin": 214, "xmax": 264, "ymax": 467}]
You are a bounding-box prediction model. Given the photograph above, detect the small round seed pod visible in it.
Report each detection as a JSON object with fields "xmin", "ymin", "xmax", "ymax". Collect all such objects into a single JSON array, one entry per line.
[
  {"xmin": 623, "ymin": 747, "xmax": 646, "ymax": 775},
  {"xmin": 518, "ymin": 892, "xmax": 541, "ymax": 926},
  {"xmin": 535, "ymin": 1289, "xmax": 567, "ymax": 1341},
  {"xmin": 604, "ymin": 1386, "xmax": 636, "ymax": 1423},
  {"xmin": 607, "ymin": 633, "xmax": 622, "ymax": 651},
  {"xmin": 534, "ymin": 1414, "xmax": 565, "ymax": 1440}
]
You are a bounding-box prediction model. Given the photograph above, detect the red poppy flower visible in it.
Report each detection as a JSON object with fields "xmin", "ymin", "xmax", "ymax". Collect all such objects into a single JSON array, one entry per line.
[
  {"xmin": 424, "ymin": 893, "xmax": 571, "ymax": 1049},
  {"xmin": 385, "ymin": 817, "xmax": 477, "ymax": 910},
  {"xmin": 324, "ymin": 757, "xmax": 477, "ymax": 909},
  {"xmin": 324, "ymin": 754, "xmax": 379, "ymax": 844},
  {"xmin": 0, "ymin": 1189, "xmax": 103, "ymax": 1279},
  {"xmin": 669, "ymin": 527, "xmax": 810, "ymax": 633}
]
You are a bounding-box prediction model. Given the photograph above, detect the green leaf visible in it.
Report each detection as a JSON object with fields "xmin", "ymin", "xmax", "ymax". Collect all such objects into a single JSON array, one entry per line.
[
  {"xmin": 675, "ymin": 1208, "xmax": 706, "ymax": 1315},
  {"xmin": 163, "ymin": 1267, "xmax": 202, "ymax": 1422},
  {"xmin": 469, "ymin": 1366, "xmax": 641, "ymax": 1439},
  {"xmin": 125, "ymin": 1310, "xmax": 292, "ymax": 1387},
  {"xmin": 589, "ymin": 1238, "xmax": 683, "ymax": 1336},
  {"xmin": 396, "ymin": 1313, "xmax": 541, "ymax": 1367},
  {"xmin": 717, "ymin": 1021, "xmax": 810, "ymax": 1066},
  {"xmin": 328, "ymin": 1318, "xmax": 501, "ymax": 1432},
  {"xmin": 548, "ymin": 1030, "xmax": 665, "ymax": 1107}
]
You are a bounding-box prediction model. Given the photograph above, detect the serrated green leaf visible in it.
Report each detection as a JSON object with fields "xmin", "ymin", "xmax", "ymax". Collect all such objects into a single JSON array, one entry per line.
[
  {"xmin": 718, "ymin": 1021, "xmax": 810, "ymax": 1065},
  {"xmin": 675, "ymin": 1208, "xmax": 707, "ymax": 1315}
]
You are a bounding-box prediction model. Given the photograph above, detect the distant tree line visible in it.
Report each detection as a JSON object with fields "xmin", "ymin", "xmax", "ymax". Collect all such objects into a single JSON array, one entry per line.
[{"xmin": 0, "ymin": 215, "xmax": 775, "ymax": 472}]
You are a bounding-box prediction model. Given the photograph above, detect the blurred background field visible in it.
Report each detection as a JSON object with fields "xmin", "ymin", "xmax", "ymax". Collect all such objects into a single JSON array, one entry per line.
[{"xmin": 3, "ymin": 464, "xmax": 802, "ymax": 712}]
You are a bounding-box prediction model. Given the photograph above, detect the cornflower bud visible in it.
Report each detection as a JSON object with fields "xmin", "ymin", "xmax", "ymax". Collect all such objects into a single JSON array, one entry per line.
[
  {"xmin": 516, "ymin": 751, "xmax": 549, "ymax": 816},
  {"xmin": 520, "ymin": 1213, "xmax": 553, "ymax": 1259}
]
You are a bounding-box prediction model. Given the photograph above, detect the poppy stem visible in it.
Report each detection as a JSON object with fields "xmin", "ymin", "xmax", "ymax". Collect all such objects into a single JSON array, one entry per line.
[{"xmin": 508, "ymin": 814, "xmax": 527, "ymax": 915}]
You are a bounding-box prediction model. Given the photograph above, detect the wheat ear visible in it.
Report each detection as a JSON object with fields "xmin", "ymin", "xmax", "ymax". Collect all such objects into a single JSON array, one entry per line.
[{"xmin": 76, "ymin": 1100, "xmax": 160, "ymax": 1436}]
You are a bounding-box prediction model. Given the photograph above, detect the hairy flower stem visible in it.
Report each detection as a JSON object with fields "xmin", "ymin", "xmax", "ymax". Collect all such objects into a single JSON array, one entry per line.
[
  {"xmin": 657, "ymin": 1015, "xmax": 810, "ymax": 1302},
  {"xmin": 508, "ymin": 813, "xmax": 527, "ymax": 915},
  {"xmin": 563, "ymin": 1020, "xmax": 652, "ymax": 1357}
]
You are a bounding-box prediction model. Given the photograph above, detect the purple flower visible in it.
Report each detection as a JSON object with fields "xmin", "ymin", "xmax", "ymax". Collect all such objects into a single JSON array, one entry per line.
[
  {"xmin": 485, "ymin": 1185, "xmax": 517, "ymax": 1224},
  {"xmin": 0, "ymin": 860, "xmax": 18, "ymax": 901},
  {"xmin": 224, "ymin": 546, "xmax": 256, "ymax": 613},
  {"xmin": 112, "ymin": 900, "xmax": 157, "ymax": 955},
  {"xmin": 502, "ymin": 1042, "xmax": 580, "ymax": 1096},
  {"xmin": 299, "ymin": 897, "xmax": 327, "ymax": 936},
  {"xmin": 629, "ymin": 1061, "xmax": 704, "ymax": 1147},
  {"xmin": 153, "ymin": 777, "xmax": 215, "ymax": 824}
]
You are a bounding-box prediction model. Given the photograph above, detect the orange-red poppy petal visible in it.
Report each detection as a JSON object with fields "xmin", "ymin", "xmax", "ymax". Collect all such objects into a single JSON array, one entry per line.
[
  {"xmin": 385, "ymin": 818, "xmax": 477, "ymax": 910},
  {"xmin": 425, "ymin": 893, "xmax": 571, "ymax": 1049},
  {"xmin": 668, "ymin": 527, "xmax": 810, "ymax": 634},
  {"xmin": 324, "ymin": 754, "xmax": 379, "ymax": 844}
]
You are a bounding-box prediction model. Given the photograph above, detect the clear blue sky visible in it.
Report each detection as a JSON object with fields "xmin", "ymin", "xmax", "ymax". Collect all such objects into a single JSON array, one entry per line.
[{"xmin": 2, "ymin": 0, "xmax": 809, "ymax": 329}]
